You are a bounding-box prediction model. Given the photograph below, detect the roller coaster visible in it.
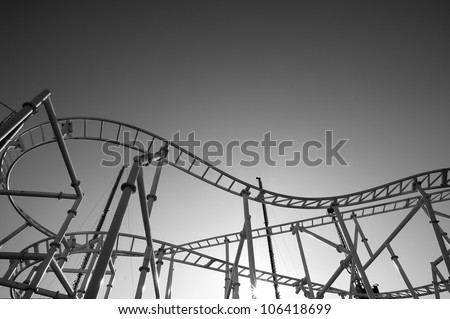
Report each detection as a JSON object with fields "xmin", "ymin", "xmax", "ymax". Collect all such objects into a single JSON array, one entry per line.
[{"xmin": 0, "ymin": 90, "xmax": 449, "ymax": 299}]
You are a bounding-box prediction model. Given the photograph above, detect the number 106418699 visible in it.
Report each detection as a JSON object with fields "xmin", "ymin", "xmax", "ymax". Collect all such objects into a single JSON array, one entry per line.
[{"xmin": 260, "ymin": 303, "xmax": 331, "ymax": 315}]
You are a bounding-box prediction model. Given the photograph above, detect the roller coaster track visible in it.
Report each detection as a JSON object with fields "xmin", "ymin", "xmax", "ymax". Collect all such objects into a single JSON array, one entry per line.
[
  {"xmin": 0, "ymin": 231, "xmax": 446, "ymax": 299},
  {"xmin": 1, "ymin": 116, "xmax": 449, "ymax": 237},
  {"xmin": 177, "ymin": 189, "xmax": 450, "ymax": 251},
  {"xmin": 4, "ymin": 231, "xmax": 449, "ymax": 299},
  {"xmin": 2, "ymin": 231, "xmax": 342, "ymax": 298},
  {"xmin": 0, "ymin": 92, "xmax": 449, "ymax": 299}
]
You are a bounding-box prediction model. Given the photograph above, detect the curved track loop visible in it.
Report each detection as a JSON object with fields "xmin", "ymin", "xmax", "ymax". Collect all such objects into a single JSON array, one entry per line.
[{"xmin": 1, "ymin": 116, "xmax": 450, "ymax": 299}]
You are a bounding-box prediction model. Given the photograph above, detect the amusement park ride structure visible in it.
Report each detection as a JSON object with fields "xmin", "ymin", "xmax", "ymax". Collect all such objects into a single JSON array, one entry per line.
[{"xmin": 0, "ymin": 90, "xmax": 449, "ymax": 299}]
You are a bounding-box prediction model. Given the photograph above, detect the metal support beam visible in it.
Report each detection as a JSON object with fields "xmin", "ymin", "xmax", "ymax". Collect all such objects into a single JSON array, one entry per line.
[
  {"xmin": 84, "ymin": 158, "xmax": 141, "ymax": 298},
  {"xmin": 292, "ymin": 224, "xmax": 314, "ymax": 298},
  {"xmin": 348, "ymin": 221, "xmax": 359, "ymax": 299},
  {"xmin": 232, "ymin": 266, "xmax": 240, "ymax": 299},
  {"xmin": 136, "ymin": 245, "xmax": 159, "ymax": 299},
  {"xmin": 224, "ymin": 238, "xmax": 230, "ymax": 298},
  {"xmin": 299, "ymin": 227, "xmax": 350, "ymax": 255},
  {"xmin": 0, "ymin": 252, "xmax": 45, "ymax": 260},
  {"xmin": 18, "ymin": 92, "xmax": 83, "ymax": 298},
  {"xmin": 2, "ymin": 260, "xmax": 20, "ymax": 280},
  {"xmin": 434, "ymin": 210, "xmax": 450, "ymax": 221},
  {"xmin": 416, "ymin": 185, "xmax": 450, "ymax": 276},
  {"xmin": 352, "ymin": 215, "xmax": 373, "ymax": 258},
  {"xmin": 226, "ymin": 227, "xmax": 246, "ymax": 299},
  {"xmin": 348, "ymin": 259, "xmax": 356, "ymax": 299},
  {"xmin": 332, "ymin": 205, "xmax": 375, "ymax": 299},
  {"xmin": 241, "ymin": 187, "xmax": 257, "ymax": 298},
  {"xmin": 104, "ymin": 258, "xmax": 116, "ymax": 299},
  {"xmin": 0, "ymin": 278, "xmax": 70, "ymax": 299},
  {"xmin": 0, "ymin": 223, "xmax": 29, "ymax": 248},
  {"xmin": 386, "ymin": 244, "xmax": 418, "ymax": 298},
  {"xmin": 165, "ymin": 250, "xmax": 176, "ymax": 299},
  {"xmin": 0, "ymin": 89, "xmax": 50, "ymax": 149},
  {"xmin": 22, "ymin": 198, "xmax": 81, "ymax": 298},
  {"xmin": 431, "ymin": 264, "xmax": 450, "ymax": 293},
  {"xmin": 50, "ymin": 258, "xmax": 75, "ymax": 298},
  {"xmin": 43, "ymin": 96, "xmax": 82, "ymax": 199},
  {"xmin": 0, "ymin": 190, "xmax": 77, "ymax": 199},
  {"xmin": 77, "ymin": 240, "xmax": 102, "ymax": 298},
  {"xmin": 73, "ymin": 166, "xmax": 125, "ymax": 294},
  {"xmin": 316, "ymin": 254, "xmax": 352, "ymax": 299},
  {"xmin": 23, "ymin": 265, "xmax": 36, "ymax": 287},
  {"xmin": 364, "ymin": 198, "xmax": 424, "ymax": 270},
  {"xmin": 432, "ymin": 265, "xmax": 440, "ymax": 299},
  {"xmin": 146, "ymin": 146, "xmax": 166, "ymax": 218},
  {"xmin": 135, "ymin": 161, "xmax": 164, "ymax": 299},
  {"xmin": 432, "ymin": 248, "xmax": 450, "ymax": 266},
  {"xmin": 156, "ymin": 247, "xmax": 165, "ymax": 276},
  {"xmin": 442, "ymin": 231, "xmax": 450, "ymax": 246}
]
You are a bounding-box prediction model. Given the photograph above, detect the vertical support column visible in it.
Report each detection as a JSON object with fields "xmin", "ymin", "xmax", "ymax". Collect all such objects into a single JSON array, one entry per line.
[
  {"xmin": 135, "ymin": 245, "xmax": 159, "ymax": 299},
  {"xmin": 292, "ymin": 224, "xmax": 314, "ymax": 298},
  {"xmin": 224, "ymin": 238, "xmax": 230, "ymax": 298},
  {"xmin": 43, "ymin": 96, "xmax": 83, "ymax": 199},
  {"xmin": 165, "ymin": 250, "xmax": 176, "ymax": 299},
  {"xmin": 431, "ymin": 264, "xmax": 450, "ymax": 292},
  {"xmin": 226, "ymin": 226, "xmax": 246, "ymax": 299},
  {"xmin": 232, "ymin": 267, "xmax": 240, "ymax": 299},
  {"xmin": 332, "ymin": 205, "xmax": 375, "ymax": 299},
  {"xmin": 386, "ymin": 244, "xmax": 418, "ymax": 298},
  {"xmin": 147, "ymin": 144, "xmax": 167, "ymax": 219},
  {"xmin": 431, "ymin": 264, "xmax": 440, "ymax": 299},
  {"xmin": 348, "ymin": 262, "xmax": 356, "ymax": 299},
  {"xmin": 23, "ymin": 199, "xmax": 81, "ymax": 298},
  {"xmin": 85, "ymin": 158, "xmax": 141, "ymax": 299},
  {"xmin": 135, "ymin": 146, "xmax": 167, "ymax": 300},
  {"xmin": 352, "ymin": 215, "xmax": 373, "ymax": 257},
  {"xmin": 241, "ymin": 187, "xmax": 257, "ymax": 298},
  {"xmin": 22, "ymin": 93, "xmax": 83, "ymax": 298},
  {"xmin": 104, "ymin": 257, "xmax": 116, "ymax": 299},
  {"xmin": 417, "ymin": 185, "xmax": 450, "ymax": 276},
  {"xmin": 156, "ymin": 247, "xmax": 165, "ymax": 276},
  {"xmin": 348, "ymin": 222, "xmax": 359, "ymax": 299}
]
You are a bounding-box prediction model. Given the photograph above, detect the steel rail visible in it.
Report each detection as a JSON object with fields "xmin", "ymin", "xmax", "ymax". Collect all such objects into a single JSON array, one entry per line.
[
  {"xmin": 5, "ymin": 230, "xmax": 450, "ymax": 299},
  {"xmin": 177, "ymin": 189, "xmax": 450, "ymax": 251},
  {"xmin": 1, "ymin": 117, "xmax": 449, "ymax": 219}
]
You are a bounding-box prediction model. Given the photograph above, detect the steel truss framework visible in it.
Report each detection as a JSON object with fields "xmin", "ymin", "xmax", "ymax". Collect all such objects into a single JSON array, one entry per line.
[{"xmin": 0, "ymin": 90, "xmax": 449, "ymax": 299}]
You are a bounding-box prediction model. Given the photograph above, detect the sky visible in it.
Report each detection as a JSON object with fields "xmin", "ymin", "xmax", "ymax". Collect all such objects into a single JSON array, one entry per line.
[{"xmin": 0, "ymin": 0, "xmax": 450, "ymax": 299}]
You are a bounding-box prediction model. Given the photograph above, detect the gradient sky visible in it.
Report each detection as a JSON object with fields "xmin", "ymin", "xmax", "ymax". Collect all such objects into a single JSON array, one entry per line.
[{"xmin": 0, "ymin": 1, "xmax": 449, "ymax": 299}]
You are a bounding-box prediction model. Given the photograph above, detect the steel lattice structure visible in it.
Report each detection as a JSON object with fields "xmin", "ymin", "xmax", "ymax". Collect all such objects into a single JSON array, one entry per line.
[{"xmin": 0, "ymin": 90, "xmax": 449, "ymax": 299}]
